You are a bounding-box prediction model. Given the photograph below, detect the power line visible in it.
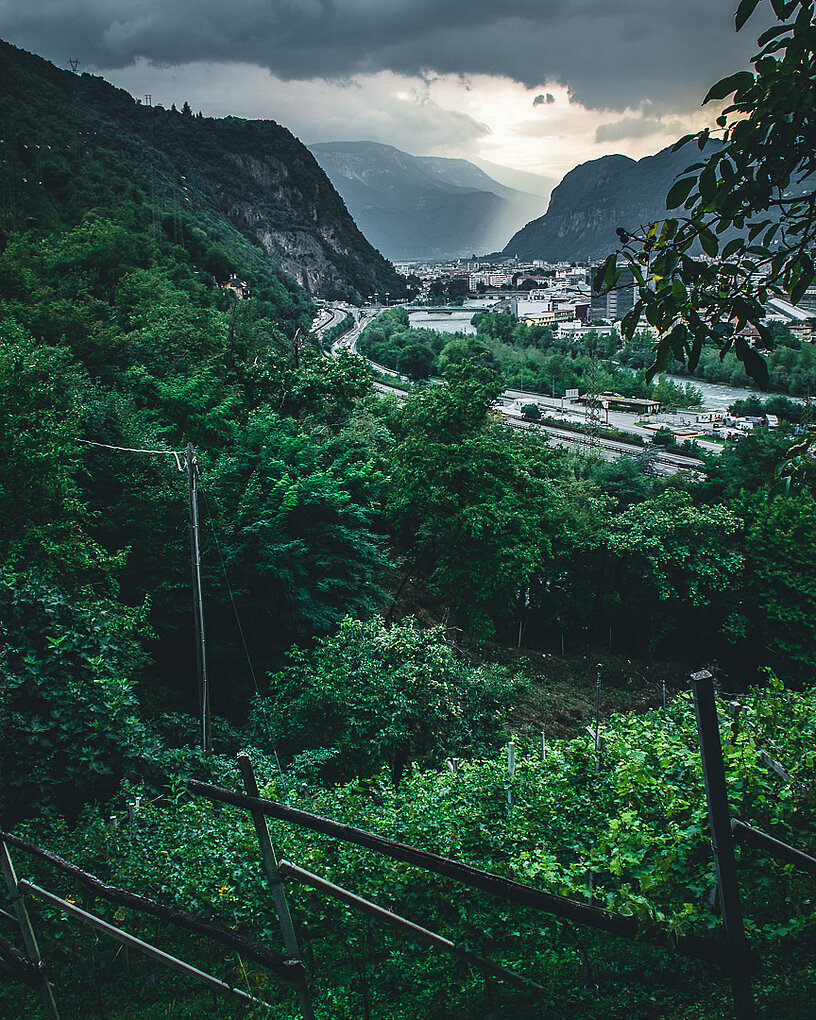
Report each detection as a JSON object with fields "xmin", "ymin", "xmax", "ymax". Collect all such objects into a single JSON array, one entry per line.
[{"xmin": 78, "ymin": 438, "xmax": 184, "ymax": 458}]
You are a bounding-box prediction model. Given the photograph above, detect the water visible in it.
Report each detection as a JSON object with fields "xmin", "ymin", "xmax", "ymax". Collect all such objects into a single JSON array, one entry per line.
[
  {"xmin": 408, "ymin": 309, "xmax": 477, "ymax": 334},
  {"xmin": 663, "ymin": 373, "xmax": 806, "ymax": 410}
]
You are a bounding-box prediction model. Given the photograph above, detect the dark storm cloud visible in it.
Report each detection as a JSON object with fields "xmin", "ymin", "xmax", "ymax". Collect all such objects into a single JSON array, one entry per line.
[{"xmin": 0, "ymin": 0, "xmax": 774, "ymax": 113}]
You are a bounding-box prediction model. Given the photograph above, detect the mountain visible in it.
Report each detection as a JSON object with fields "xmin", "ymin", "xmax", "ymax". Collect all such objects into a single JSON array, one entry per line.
[
  {"xmin": 308, "ymin": 141, "xmax": 549, "ymax": 261},
  {"xmin": 502, "ymin": 143, "xmax": 708, "ymax": 262},
  {"xmin": 470, "ymin": 158, "xmax": 556, "ymax": 199},
  {"xmin": 0, "ymin": 40, "xmax": 404, "ymax": 302}
]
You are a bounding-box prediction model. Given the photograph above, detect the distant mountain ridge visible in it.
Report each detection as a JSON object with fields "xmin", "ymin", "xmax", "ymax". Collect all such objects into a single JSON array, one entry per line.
[
  {"xmin": 309, "ymin": 141, "xmax": 550, "ymax": 260},
  {"xmin": 502, "ymin": 144, "xmax": 709, "ymax": 262}
]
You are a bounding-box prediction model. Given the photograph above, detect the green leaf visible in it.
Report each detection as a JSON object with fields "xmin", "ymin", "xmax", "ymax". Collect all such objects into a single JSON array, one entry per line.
[
  {"xmin": 698, "ymin": 164, "xmax": 717, "ymax": 204},
  {"xmin": 735, "ymin": 0, "xmax": 761, "ymax": 31},
  {"xmin": 722, "ymin": 238, "xmax": 745, "ymax": 259},
  {"xmin": 770, "ymin": 0, "xmax": 796, "ymax": 19},
  {"xmin": 657, "ymin": 219, "xmax": 678, "ymax": 244},
  {"xmin": 790, "ymin": 269, "xmax": 812, "ymax": 305},
  {"xmin": 699, "ymin": 228, "xmax": 719, "ymax": 257},
  {"xmin": 620, "ymin": 302, "xmax": 644, "ymax": 338},
  {"xmin": 667, "ymin": 323, "xmax": 690, "ymax": 360},
  {"xmin": 671, "ymin": 134, "xmax": 696, "ymax": 152},
  {"xmin": 666, "ymin": 177, "xmax": 696, "ymax": 210},
  {"xmin": 757, "ymin": 23, "xmax": 791, "ymax": 45},
  {"xmin": 735, "ymin": 338, "xmax": 770, "ymax": 389},
  {"xmin": 593, "ymin": 254, "xmax": 617, "ymax": 293},
  {"xmin": 703, "ymin": 71, "xmax": 755, "ymax": 104}
]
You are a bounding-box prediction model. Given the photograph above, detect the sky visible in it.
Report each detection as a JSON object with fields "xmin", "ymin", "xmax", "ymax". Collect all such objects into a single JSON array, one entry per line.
[{"xmin": 0, "ymin": 0, "xmax": 773, "ymax": 186}]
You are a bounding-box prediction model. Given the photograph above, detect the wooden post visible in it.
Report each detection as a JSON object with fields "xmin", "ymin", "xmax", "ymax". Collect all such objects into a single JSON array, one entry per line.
[
  {"xmin": 507, "ymin": 742, "xmax": 515, "ymax": 807},
  {"xmin": 690, "ymin": 669, "xmax": 755, "ymax": 1020},
  {"xmin": 593, "ymin": 665, "xmax": 602, "ymax": 773},
  {"xmin": 237, "ymin": 754, "xmax": 314, "ymax": 1020},
  {"xmin": 0, "ymin": 843, "xmax": 60, "ymax": 1020}
]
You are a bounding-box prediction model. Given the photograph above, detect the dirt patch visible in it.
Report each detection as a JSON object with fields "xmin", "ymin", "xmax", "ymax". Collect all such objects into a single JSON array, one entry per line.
[{"xmin": 475, "ymin": 643, "xmax": 691, "ymax": 738}]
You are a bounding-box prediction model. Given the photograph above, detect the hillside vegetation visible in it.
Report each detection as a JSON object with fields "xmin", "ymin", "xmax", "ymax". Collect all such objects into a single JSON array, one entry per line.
[{"xmin": 1, "ymin": 39, "xmax": 815, "ymax": 1020}]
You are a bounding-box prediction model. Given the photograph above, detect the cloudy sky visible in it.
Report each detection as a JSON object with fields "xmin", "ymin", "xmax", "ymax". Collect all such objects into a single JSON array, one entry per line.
[{"xmin": 0, "ymin": 1, "xmax": 771, "ymax": 184}]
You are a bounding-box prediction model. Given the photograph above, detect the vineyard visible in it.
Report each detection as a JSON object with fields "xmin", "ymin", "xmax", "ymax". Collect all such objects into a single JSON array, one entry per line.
[{"xmin": 2, "ymin": 671, "xmax": 815, "ymax": 1020}]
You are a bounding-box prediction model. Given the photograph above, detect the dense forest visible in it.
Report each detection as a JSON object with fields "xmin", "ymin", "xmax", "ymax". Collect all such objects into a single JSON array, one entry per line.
[{"xmin": 1, "ymin": 33, "xmax": 816, "ymax": 1020}]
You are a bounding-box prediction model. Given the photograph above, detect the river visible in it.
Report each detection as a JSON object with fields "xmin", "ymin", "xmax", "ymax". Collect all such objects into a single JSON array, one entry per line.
[
  {"xmin": 408, "ymin": 307, "xmax": 478, "ymax": 334},
  {"xmin": 664, "ymin": 373, "xmax": 806, "ymax": 410}
]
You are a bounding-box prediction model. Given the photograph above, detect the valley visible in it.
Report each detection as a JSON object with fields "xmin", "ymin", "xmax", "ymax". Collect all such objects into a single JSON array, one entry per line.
[{"xmin": 1, "ymin": 16, "xmax": 816, "ymax": 1020}]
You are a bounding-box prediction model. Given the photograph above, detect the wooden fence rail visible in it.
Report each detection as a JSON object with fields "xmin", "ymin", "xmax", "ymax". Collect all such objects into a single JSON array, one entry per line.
[
  {"xmin": 731, "ymin": 819, "xmax": 816, "ymax": 878},
  {"xmin": 0, "ymin": 930, "xmax": 39, "ymax": 985},
  {"xmin": 0, "ymin": 830, "xmax": 302, "ymax": 983},
  {"xmin": 186, "ymin": 778, "xmax": 752, "ymax": 971},
  {"xmin": 18, "ymin": 880, "xmax": 273, "ymax": 1009},
  {"xmin": 278, "ymin": 859, "xmax": 541, "ymax": 992}
]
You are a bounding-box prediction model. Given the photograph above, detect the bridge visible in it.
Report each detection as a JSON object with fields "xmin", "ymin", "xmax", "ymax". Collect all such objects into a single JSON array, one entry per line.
[{"xmin": 401, "ymin": 305, "xmax": 497, "ymax": 314}]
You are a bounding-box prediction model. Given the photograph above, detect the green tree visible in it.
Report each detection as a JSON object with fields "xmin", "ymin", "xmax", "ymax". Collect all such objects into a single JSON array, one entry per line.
[
  {"xmin": 0, "ymin": 572, "xmax": 151, "ymax": 824},
  {"xmin": 0, "ymin": 324, "xmax": 119, "ymax": 588},
  {"xmin": 208, "ymin": 411, "xmax": 387, "ymax": 671},
  {"xmin": 438, "ymin": 335, "xmax": 502, "ymax": 383},
  {"xmin": 521, "ymin": 402, "xmax": 542, "ymax": 421},
  {"xmin": 590, "ymin": 455, "xmax": 654, "ymax": 510},
  {"xmin": 387, "ymin": 364, "xmax": 548, "ymax": 634},
  {"xmin": 738, "ymin": 489, "xmax": 816, "ymax": 679},
  {"xmin": 254, "ymin": 617, "xmax": 517, "ymax": 784},
  {"xmin": 607, "ymin": 491, "xmax": 744, "ymax": 655},
  {"xmin": 598, "ymin": 0, "xmax": 816, "ymax": 388},
  {"xmin": 397, "ymin": 342, "xmax": 436, "ymax": 381},
  {"xmin": 696, "ymin": 425, "xmax": 794, "ymax": 501}
]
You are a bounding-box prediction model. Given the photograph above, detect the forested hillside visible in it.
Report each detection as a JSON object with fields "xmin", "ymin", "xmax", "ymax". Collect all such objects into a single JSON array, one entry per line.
[
  {"xmin": 1, "ymin": 34, "xmax": 816, "ymax": 1020},
  {"xmin": 0, "ymin": 39, "xmax": 405, "ymax": 302}
]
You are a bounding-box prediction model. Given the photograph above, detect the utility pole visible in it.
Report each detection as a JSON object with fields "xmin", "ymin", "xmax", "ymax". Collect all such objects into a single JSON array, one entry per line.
[{"xmin": 186, "ymin": 444, "xmax": 211, "ymax": 752}]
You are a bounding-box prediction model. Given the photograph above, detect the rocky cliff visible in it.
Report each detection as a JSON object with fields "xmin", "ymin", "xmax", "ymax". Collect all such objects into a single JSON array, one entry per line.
[
  {"xmin": 502, "ymin": 144, "xmax": 709, "ymax": 263},
  {"xmin": 0, "ymin": 39, "xmax": 405, "ymax": 302}
]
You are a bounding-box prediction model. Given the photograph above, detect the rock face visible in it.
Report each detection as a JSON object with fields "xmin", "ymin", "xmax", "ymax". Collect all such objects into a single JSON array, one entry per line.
[
  {"xmin": 310, "ymin": 141, "xmax": 549, "ymax": 260},
  {"xmin": 0, "ymin": 39, "xmax": 405, "ymax": 302},
  {"xmin": 503, "ymin": 145, "xmax": 708, "ymax": 262}
]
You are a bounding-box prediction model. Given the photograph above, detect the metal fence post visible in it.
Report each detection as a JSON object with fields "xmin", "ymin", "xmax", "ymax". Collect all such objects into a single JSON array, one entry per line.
[
  {"xmin": 237, "ymin": 753, "xmax": 314, "ymax": 1020},
  {"xmin": 0, "ymin": 842, "xmax": 60, "ymax": 1019},
  {"xmin": 690, "ymin": 669, "xmax": 756, "ymax": 1020}
]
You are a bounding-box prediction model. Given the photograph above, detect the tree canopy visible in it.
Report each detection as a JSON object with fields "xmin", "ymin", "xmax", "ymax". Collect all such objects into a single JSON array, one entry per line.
[{"xmin": 597, "ymin": 0, "xmax": 816, "ymax": 388}]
